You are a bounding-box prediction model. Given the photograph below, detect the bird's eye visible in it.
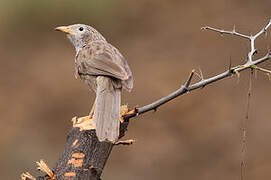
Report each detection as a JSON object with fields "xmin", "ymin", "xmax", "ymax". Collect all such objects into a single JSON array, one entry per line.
[{"xmin": 79, "ymin": 27, "xmax": 84, "ymax": 31}]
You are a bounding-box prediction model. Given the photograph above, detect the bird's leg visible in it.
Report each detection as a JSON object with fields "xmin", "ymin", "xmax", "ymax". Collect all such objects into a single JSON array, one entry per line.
[{"xmin": 89, "ymin": 102, "xmax": 96, "ymax": 119}]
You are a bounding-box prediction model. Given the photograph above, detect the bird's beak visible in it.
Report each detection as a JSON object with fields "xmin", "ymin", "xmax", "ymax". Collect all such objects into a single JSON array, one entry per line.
[{"xmin": 55, "ymin": 26, "xmax": 72, "ymax": 34}]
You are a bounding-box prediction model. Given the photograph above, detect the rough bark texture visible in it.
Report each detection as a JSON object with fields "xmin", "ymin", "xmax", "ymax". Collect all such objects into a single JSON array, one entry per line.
[
  {"xmin": 53, "ymin": 129, "xmax": 111, "ymax": 180},
  {"xmin": 32, "ymin": 119, "xmax": 130, "ymax": 180}
]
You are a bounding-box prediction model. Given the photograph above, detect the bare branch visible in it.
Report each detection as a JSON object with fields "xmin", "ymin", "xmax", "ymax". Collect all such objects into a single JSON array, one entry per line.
[
  {"xmin": 202, "ymin": 20, "xmax": 271, "ymax": 64},
  {"xmin": 254, "ymin": 19, "xmax": 271, "ymax": 39},
  {"xmin": 124, "ymin": 50, "xmax": 271, "ymax": 120},
  {"xmin": 123, "ymin": 21, "xmax": 271, "ymax": 120},
  {"xmin": 183, "ymin": 69, "xmax": 195, "ymax": 89},
  {"xmin": 228, "ymin": 57, "xmax": 232, "ymax": 72},
  {"xmin": 201, "ymin": 26, "xmax": 250, "ymax": 40}
]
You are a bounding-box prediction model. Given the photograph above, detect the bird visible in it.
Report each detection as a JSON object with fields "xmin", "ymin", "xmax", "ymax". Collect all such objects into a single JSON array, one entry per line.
[{"xmin": 55, "ymin": 24, "xmax": 133, "ymax": 142}]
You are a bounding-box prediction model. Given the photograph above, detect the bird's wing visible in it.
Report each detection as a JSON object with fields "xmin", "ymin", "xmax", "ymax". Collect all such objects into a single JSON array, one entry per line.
[{"xmin": 77, "ymin": 41, "xmax": 130, "ymax": 80}]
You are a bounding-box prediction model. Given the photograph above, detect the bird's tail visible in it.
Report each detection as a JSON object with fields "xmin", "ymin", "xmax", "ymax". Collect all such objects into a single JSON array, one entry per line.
[{"xmin": 93, "ymin": 76, "xmax": 120, "ymax": 142}]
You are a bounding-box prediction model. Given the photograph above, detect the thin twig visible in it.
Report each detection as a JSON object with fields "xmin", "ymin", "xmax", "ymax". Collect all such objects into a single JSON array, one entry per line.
[
  {"xmin": 254, "ymin": 20, "xmax": 271, "ymax": 39},
  {"xmin": 184, "ymin": 69, "xmax": 195, "ymax": 89},
  {"xmin": 199, "ymin": 67, "xmax": 204, "ymax": 81},
  {"xmin": 201, "ymin": 26, "xmax": 250, "ymax": 40},
  {"xmin": 241, "ymin": 69, "xmax": 253, "ymax": 180},
  {"xmin": 228, "ymin": 57, "xmax": 232, "ymax": 72},
  {"xmin": 253, "ymin": 66, "xmax": 271, "ymax": 74}
]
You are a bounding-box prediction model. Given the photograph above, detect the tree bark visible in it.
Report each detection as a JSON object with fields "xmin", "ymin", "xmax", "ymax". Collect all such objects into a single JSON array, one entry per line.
[{"xmin": 33, "ymin": 119, "xmax": 130, "ymax": 180}]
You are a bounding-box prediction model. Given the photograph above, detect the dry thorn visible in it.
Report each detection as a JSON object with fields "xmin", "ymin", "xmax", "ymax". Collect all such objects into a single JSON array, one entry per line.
[
  {"xmin": 36, "ymin": 160, "xmax": 54, "ymax": 179},
  {"xmin": 21, "ymin": 172, "xmax": 36, "ymax": 180},
  {"xmin": 199, "ymin": 67, "xmax": 204, "ymax": 81},
  {"xmin": 194, "ymin": 68, "xmax": 204, "ymax": 81},
  {"xmin": 228, "ymin": 57, "xmax": 232, "ymax": 72},
  {"xmin": 234, "ymin": 68, "xmax": 241, "ymax": 79},
  {"xmin": 183, "ymin": 69, "xmax": 195, "ymax": 89}
]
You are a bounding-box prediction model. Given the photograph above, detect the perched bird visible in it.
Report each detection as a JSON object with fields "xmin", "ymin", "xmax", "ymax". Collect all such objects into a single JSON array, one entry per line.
[{"xmin": 55, "ymin": 24, "xmax": 133, "ymax": 142}]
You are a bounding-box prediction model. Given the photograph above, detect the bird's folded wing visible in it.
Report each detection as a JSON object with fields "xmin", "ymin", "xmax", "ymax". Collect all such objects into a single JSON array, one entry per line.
[{"xmin": 77, "ymin": 43, "xmax": 129, "ymax": 81}]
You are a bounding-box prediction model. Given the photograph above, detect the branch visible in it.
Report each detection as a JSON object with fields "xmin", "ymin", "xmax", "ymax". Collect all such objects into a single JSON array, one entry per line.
[
  {"xmin": 201, "ymin": 25, "xmax": 251, "ymax": 40},
  {"xmin": 123, "ymin": 52, "xmax": 271, "ymax": 120},
  {"xmin": 254, "ymin": 19, "xmax": 271, "ymax": 39},
  {"xmin": 124, "ymin": 20, "xmax": 271, "ymax": 120},
  {"xmin": 202, "ymin": 20, "xmax": 271, "ymax": 63}
]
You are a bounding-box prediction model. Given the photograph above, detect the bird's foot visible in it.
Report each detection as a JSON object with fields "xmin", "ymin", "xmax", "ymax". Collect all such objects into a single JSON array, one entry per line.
[
  {"xmin": 120, "ymin": 105, "xmax": 138, "ymax": 123},
  {"xmin": 72, "ymin": 115, "xmax": 96, "ymax": 131}
]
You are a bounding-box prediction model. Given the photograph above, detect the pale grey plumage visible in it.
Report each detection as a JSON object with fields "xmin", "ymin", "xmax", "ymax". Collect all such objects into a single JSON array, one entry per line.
[
  {"xmin": 95, "ymin": 76, "xmax": 121, "ymax": 142},
  {"xmin": 56, "ymin": 24, "xmax": 133, "ymax": 142}
]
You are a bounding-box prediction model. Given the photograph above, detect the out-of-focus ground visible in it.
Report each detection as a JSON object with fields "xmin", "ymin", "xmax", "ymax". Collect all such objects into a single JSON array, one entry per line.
[{"xmin": 1, "ymin": 0, "xmax": 271, "ymax": 179}]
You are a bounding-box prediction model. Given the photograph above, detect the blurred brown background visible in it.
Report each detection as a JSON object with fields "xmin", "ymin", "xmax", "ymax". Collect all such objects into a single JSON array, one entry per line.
[{"xmin": 1, "ymin": 0, "xmax": 271, "ymax": 179}]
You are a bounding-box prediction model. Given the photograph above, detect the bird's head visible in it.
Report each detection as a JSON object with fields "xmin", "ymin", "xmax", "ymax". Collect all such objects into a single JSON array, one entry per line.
[{"xmin": 55, "ymin": 24, "xmax": 106, "ymax": 51}]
